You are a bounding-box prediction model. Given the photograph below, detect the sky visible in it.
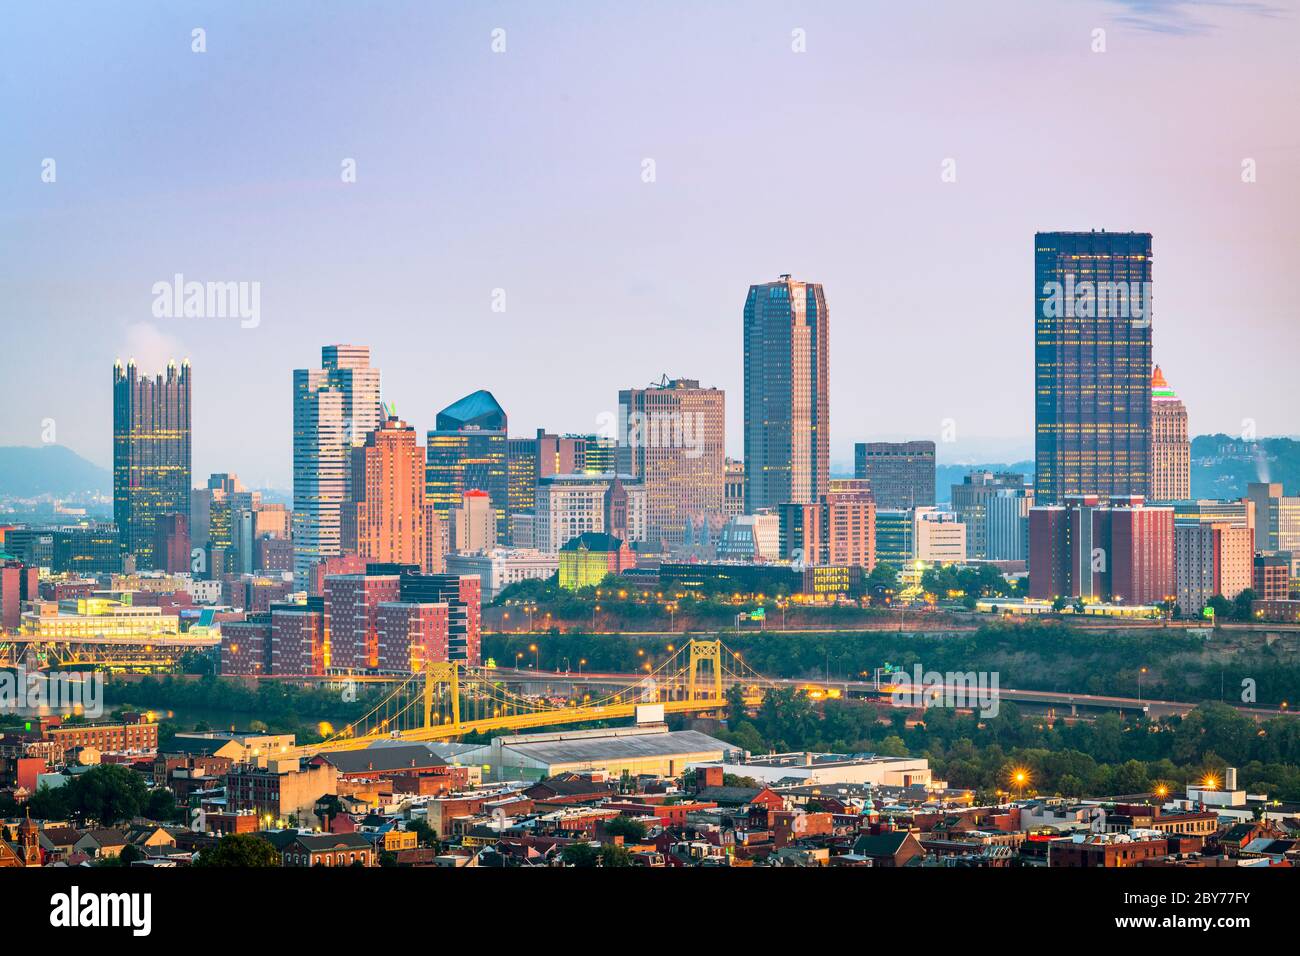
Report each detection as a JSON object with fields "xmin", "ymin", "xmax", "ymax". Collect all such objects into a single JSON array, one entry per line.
[{"xmin": 2, "ymin": 0, "xmax": 1297, "ymax": 489}]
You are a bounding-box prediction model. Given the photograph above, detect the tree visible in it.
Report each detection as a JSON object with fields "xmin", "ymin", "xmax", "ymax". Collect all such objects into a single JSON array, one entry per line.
[
  {"xmin": 196, "ymin": 834, "xmax": 281, "ymax": 867},
  {"xmin": 27, "ymin": 783, "xmax": 72, "ymax": 821},
  {"xmin": 603, "ymin": 816, "xmax": 647, "ymax": 842},
  {"xmin": 145, "ymin": 787, "xmax": 179, "ymax": 823},
  {"xmin": 409, "ymin": 818, "xmax": 438, "ymax": 849},
  {"xmin": 68, "ymin": 764, "xmax": 149, "ymax": 826},
  {"xmin": 599, "ymin": 843, "xmax": 634, "ymax": 867},
  {"xmin": 561, "ymin": 842, "xmax": 599, "ymax": 867}
]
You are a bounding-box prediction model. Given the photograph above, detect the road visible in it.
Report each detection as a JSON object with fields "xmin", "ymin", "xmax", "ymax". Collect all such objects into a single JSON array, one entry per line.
[{"xmin": 491, "ymin": 667, "xmax": 1291, "ymax": 721}]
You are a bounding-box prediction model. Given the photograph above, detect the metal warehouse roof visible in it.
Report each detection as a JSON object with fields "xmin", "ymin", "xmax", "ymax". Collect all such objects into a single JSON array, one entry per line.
[{"xmin": 500, "ymin": 729, "xmax": 733, "ymax": 765}]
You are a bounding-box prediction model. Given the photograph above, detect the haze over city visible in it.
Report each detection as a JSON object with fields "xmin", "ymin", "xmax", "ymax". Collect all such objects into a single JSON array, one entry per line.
[{"xmin": 3, "ymin": 0, "xmax": 1298, "ymax": 486}]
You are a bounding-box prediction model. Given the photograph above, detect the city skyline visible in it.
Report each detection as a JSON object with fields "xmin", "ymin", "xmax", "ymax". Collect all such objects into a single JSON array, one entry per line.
[{"xmin": 3, "ymin": 1, "xmax": 1298, "ymax": 486}]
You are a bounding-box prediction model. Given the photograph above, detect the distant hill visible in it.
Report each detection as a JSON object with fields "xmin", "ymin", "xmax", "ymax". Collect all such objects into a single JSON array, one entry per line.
[
  {"xmin": 0, "ymin": 445, "xmax": 111, "ymax": 498},
  {"xmin": 1192, "ymin": 434, "xmax": 1300, "ymax": 498}
]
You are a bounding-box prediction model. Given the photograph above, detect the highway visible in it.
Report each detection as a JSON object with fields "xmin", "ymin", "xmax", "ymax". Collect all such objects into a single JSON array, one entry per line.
[{"xmin": 489, "ymin": 667, "xmax": 1292, "ymax": 721}]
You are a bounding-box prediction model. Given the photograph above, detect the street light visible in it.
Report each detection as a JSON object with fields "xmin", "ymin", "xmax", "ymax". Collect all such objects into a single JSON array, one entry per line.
[
  {"xmin": 1138, "ymin": 666, "xmax": 1147, "ymax": 704},
  {"xmin": 530, "ymin": 643, "xmax": 539, "ymax": 670}
]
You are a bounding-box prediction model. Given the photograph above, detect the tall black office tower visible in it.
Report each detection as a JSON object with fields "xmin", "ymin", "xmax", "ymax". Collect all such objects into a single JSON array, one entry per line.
[
  {"xmin": 113, "ymin": 358, "xmax": 192, "ymax": 569},
  {"xmin": 1035, "ymin": 231, "xmax": 1153, "ymax": 504}
]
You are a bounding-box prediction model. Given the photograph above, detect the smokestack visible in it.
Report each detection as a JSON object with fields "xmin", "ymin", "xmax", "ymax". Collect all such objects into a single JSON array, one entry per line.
[{"xmin": 1225, "ymin": 767, "xmax": 1237, "ymax": 791}]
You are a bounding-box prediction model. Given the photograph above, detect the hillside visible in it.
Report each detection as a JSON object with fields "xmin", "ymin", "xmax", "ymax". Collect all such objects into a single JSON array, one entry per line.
[{"xmin": 0, "ymin": 445, "xmax": 112, "ymax": 498}]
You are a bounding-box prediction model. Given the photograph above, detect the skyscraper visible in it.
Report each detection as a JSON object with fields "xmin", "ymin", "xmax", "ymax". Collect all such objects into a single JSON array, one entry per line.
[
  {"xmin": 951, "ymin": 470, "xmax": 1026, "ymax": 559},
  {"xmin": 506, "ymin": 430, "xmax": 585, "ymax": 516},
  {"xmin": 617, "ymin": 377, "xmax": 725, "ymax": 548},
  {"xmin": 426, "ymin": 390, "xmax": 509, "ymax": 539},
  {"xmin": 344, "ymin": 414, "xmax": 426, "ymax": 568},
  {"xmin": 1035, "ymin": 231, "xmax": 1153, "ymax": 504},
  {"xmin": 292, "ymin": 345, "xmax": 382, "ymax": 586},
  {"xmin": 1150, "ymin": 366, "xmax": 1190, "ymax": 502},
  {"xmin": 743, "ymin": 276, "xmax": 830, "ymax": 512},
  {"xmin": 113, "ymin": 358, "xmax": 192, "ymax": 569},
  {"xmin": 855, "ymin": 441, "xmax": 936, "ymax": 511}
]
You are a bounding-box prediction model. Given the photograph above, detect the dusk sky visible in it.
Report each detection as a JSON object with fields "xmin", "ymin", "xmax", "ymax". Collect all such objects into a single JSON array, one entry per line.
[{"xmin": 3, "ymin": 0, "xmax": 1297, "ymax": 489}]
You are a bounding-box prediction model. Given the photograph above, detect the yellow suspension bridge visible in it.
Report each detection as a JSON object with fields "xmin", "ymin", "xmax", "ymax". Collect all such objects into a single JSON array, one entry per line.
[{"xmin": 297, "ymin": 639, "xmax": 775, "ymax": 757}]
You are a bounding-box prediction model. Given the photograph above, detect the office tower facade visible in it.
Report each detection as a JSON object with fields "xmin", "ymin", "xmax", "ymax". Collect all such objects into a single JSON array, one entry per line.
[
  {"xmin": 855, "ymin": 441, "xmax": 936, "ymax": 511},
  {"xmin": 1029, "ymin": 495, "xmax": 1173, "ymax": 605},
  {"xmin": 778, "ymin": 482, "xmax": 876, "ymax": 570},
  {"xmin": 1246, "ymin": 482, "xmax": 1300, "ymax": 563},
  {"xmin": 743, "ymin": 276, "xmax": 830, "ymax": 512},
  {"xmin": 987, "ymin": 488, "xmax": 1033, "ymax": 562},
  {"xmin": 1150, "ymin": 366, "xmax": 1190, "ymax": 501},
  {"xmin": 113, "ymin": 358, "xmax": 192, "ymax": 569},
  {"xmin": 293, "ymin": 346, "xmax": 382, "ymax": 586},
  {"xmin": 344, "ymin": 415, "xmax": 426, "ymax": 567},
  {"xmin": 151, "ymin": 514, "xmax": 190, "ymax": 573},
  {"xmin": 426, "ymin": 390, "xmax": 508, "ymax": 540},
  {"xmin": 51, "ymin": 524, "xmax": 122, "ymax": 575},
  {"xmin": 724, "ymin": 459, "xmax": 746, "ymax": 518},
  {"xmin": 617, "ymin": 378, "xmax": 725, "ymax": 548},
  {"xmin": 534, "ymin": 473, "xmax": 647, "ymax": 554},
  {"xmin": 1035, "ymin": 231, "xmax": 1153, "ymax": 504},
  {"xmin": 1253, "ymin": 553, "xmax": 1291, "ymax": 602},
  {"xmin": 874, "ymin": 511, "xmax": 914, "ymax": 567},
  {"xmin": 450, "ymin": 490, "xmax": 497, "ymax": 553},
  {"xmin": 0, "ymin": 561, "xmax": 40, "ymax": 630},
  {"xmin": 951, "ymin": 471, "xmax": 1026, "ymax": 559},
  {"xmin": 717, "ymin": 512, "xmax": 781, "ymax": 562},
  {"xmin": 507, "ymin": 430, "xmax": 585, "ymax": 516},
  {"xmin": 1174, "ymin": 521, "xmax": 1253, "ymax": 616},
  {"xmin": 913, "ymin": 508, "xmax": 966, "ymax": 564},
  {"xmin": 578, "ymin": 435, "xmax": 617, "ymax": 475}
]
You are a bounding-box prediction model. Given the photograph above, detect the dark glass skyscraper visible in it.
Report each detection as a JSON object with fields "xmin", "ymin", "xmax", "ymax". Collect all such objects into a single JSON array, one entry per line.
[
  {"xmin": 854, "ymin": 441, "xmax": 936, "ymax": 511},
  {"xmin": 1035, "ymin": 231, "xmax": 1153, "ymax": 504},
  {"xmin": 113, "ymin": 358, "xmax": 192, "ymax": 569},
  {"xmin": 743, "ymin": 276, "xmax": 830, "ymax": 512},
  {"xmin": 426, "ymin": 390, "xmax": 509, "ymax": 539}
]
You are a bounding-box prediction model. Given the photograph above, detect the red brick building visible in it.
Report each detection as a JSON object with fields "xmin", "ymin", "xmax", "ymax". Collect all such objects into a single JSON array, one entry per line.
[
  {"xmin": 1030, "ymin": 495, "xmax": 1173, "ymax": 604},
  {"xmin": 271, "ymin": 603, "xmax": 326, "ymax": 675},
  {"xmin": 376, "ymin": 601, "xmax": 449, "ymax": 672},
  {"xmin": 324, "ymin": 574, "xmax": 402, "ymax": 670},
  {"xmin": 0, "ymin": 561, "xmax": 39, "ymax": 630}
]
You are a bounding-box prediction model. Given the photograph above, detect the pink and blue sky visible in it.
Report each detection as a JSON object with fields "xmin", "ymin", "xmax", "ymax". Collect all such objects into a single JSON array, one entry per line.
[{"xmin": 2, "ymin": 0, "xmax": 1297, "ymax": 487}]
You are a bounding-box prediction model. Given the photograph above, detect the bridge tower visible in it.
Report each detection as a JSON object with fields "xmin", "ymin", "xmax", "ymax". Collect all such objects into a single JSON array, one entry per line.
[
  {"xmin": 423, "ymin": 661, "xmax": 461, "ymax": 730},
  {"xmin": 687, "ymin": 639, "xmax": 723, "ymax": 701}
]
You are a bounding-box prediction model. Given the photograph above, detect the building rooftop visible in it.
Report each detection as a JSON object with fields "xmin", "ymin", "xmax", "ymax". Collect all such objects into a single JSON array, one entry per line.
[{"xmin": 498, "ymin": 727, "xmax": 734, "ymax": 765}]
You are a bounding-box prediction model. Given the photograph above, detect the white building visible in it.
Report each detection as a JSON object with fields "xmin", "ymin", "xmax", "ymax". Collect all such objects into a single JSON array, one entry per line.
[
  {"xmin": 691, "ymin": 752, "xmax": 934, "ymax": 789},
  {"xmin": 534, "ymin": 473, "xmax": 646, "ymax": 554},
  {"xmin": 914, "ymin": 508, "xmax": 966, "ymax": 564},
  {"xmin": 444, "ymin": 549, "xmax": 558, "ymax": 601}
]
